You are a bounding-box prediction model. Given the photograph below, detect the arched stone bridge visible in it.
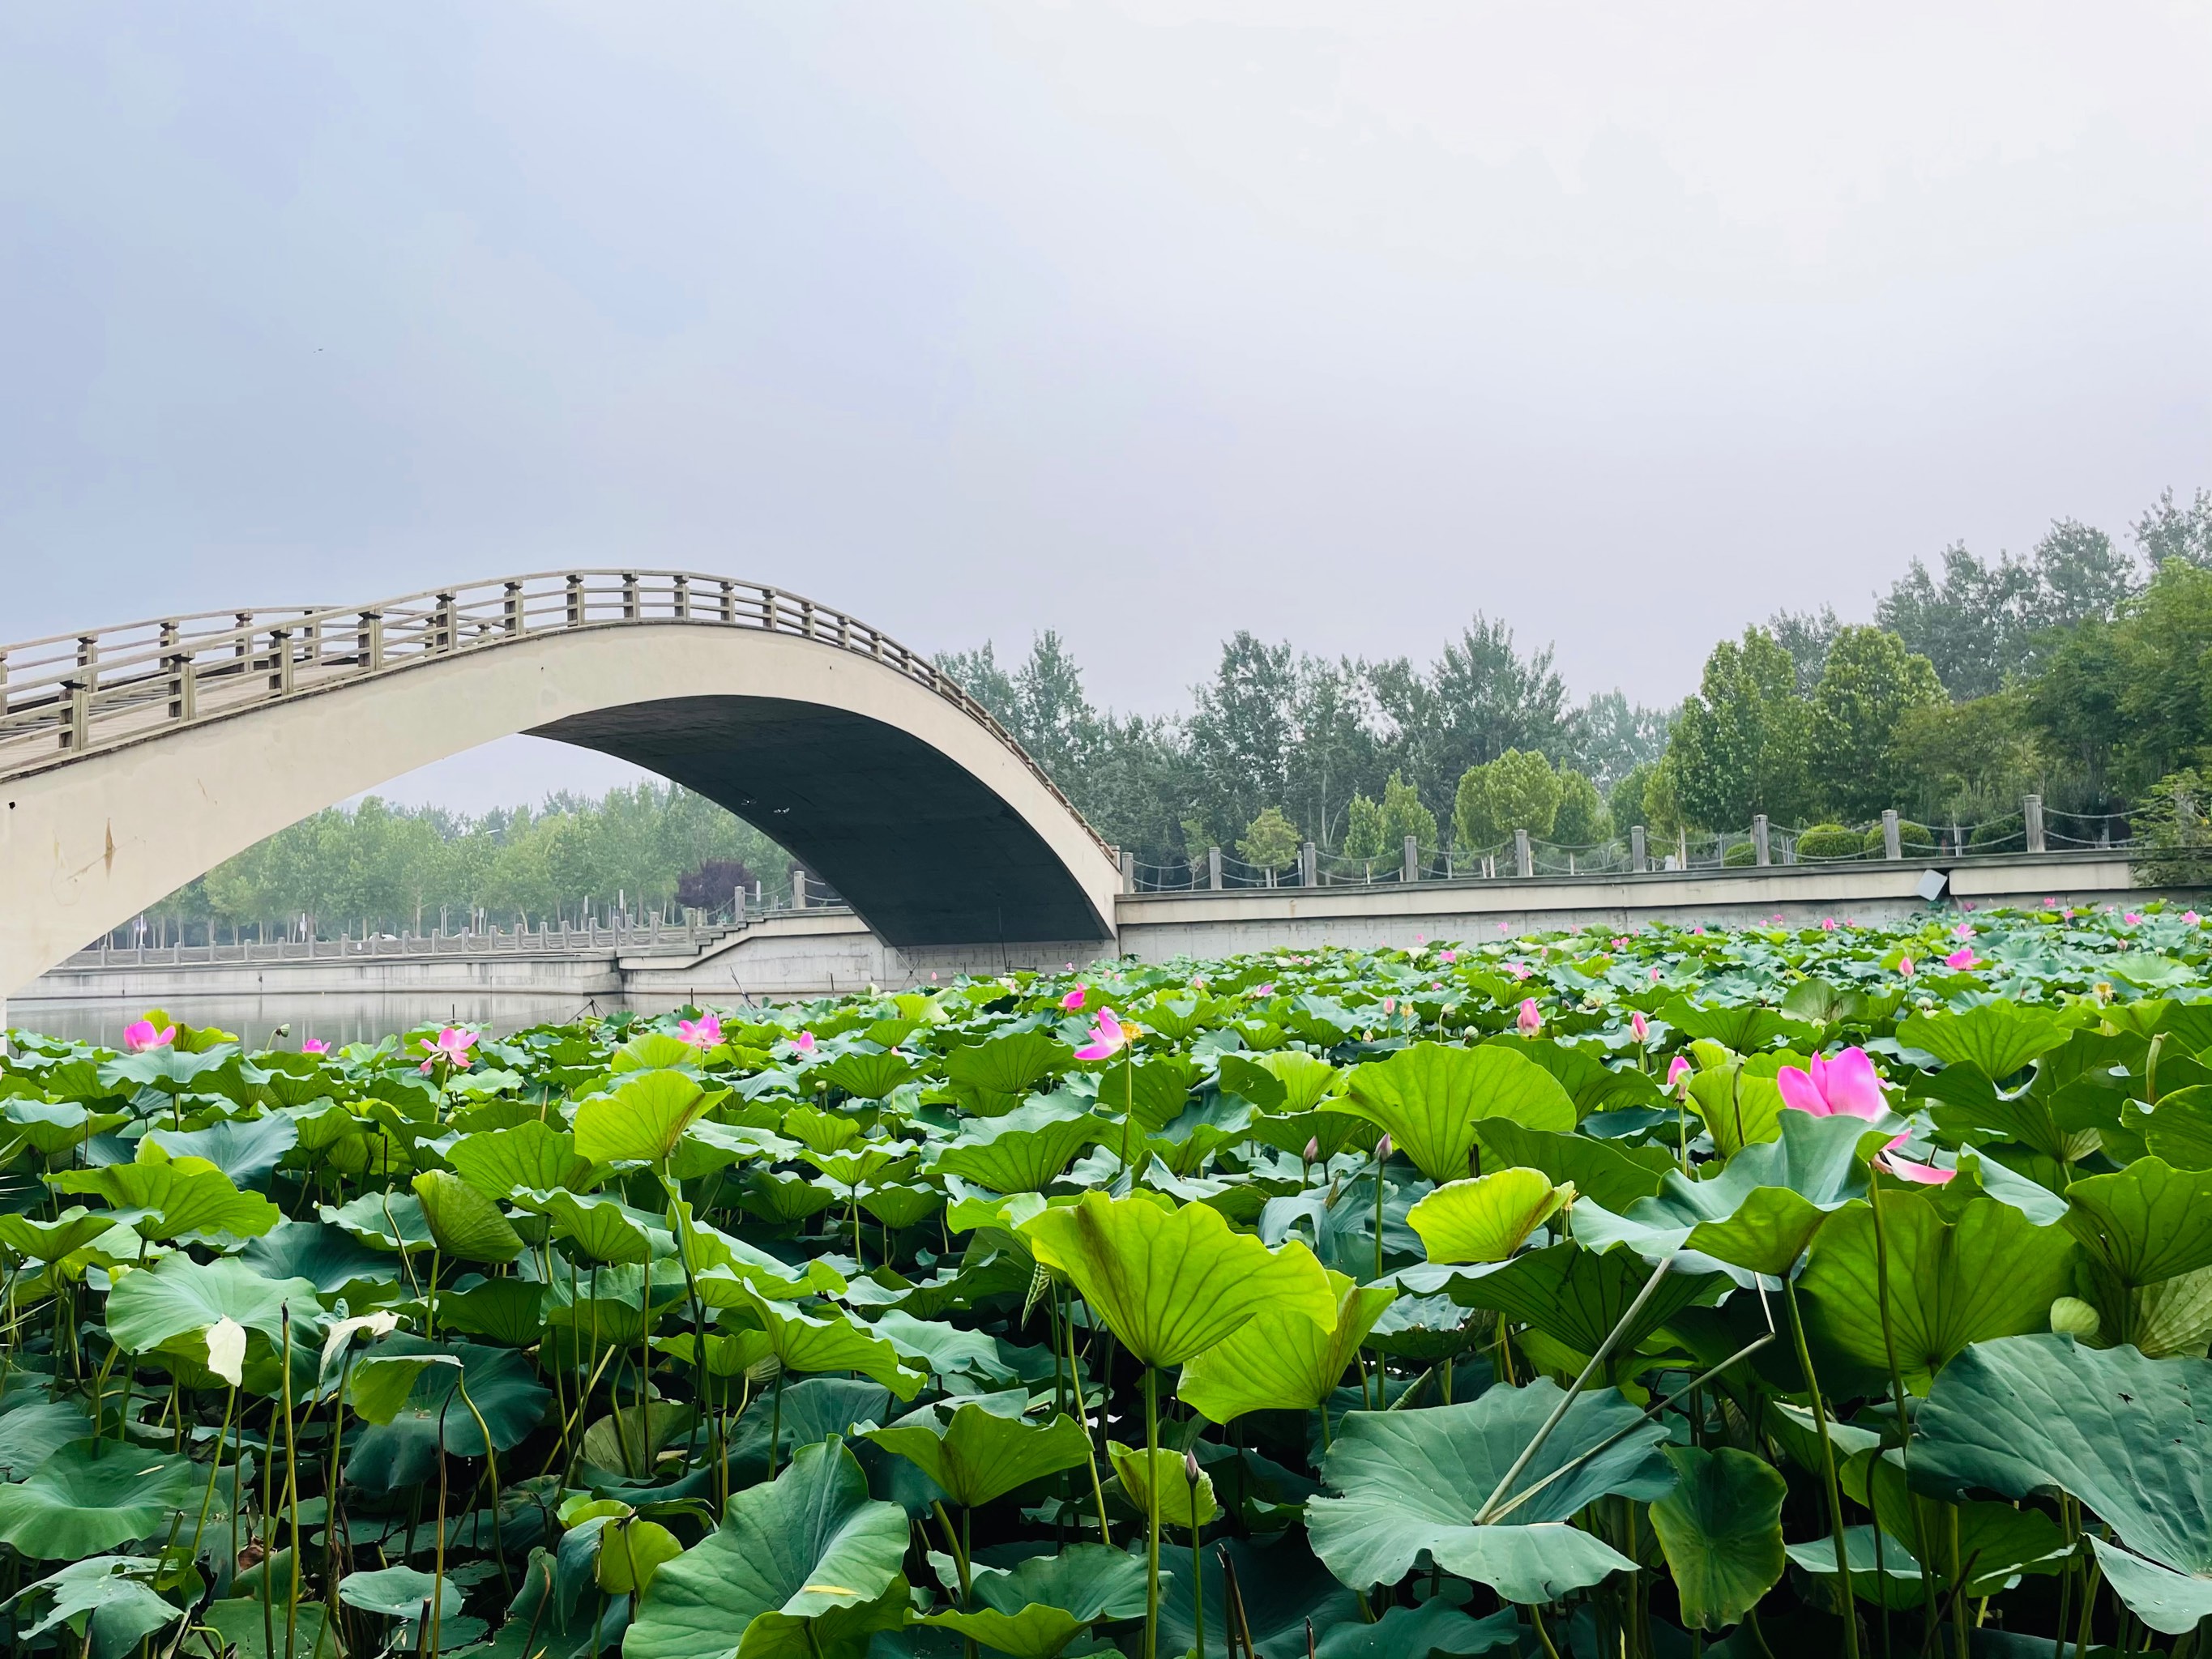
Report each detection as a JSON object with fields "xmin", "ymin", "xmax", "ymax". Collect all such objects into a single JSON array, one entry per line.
[{"xmin": 0, "ymin": 571, "xmax": 1123, "ymax": 998}]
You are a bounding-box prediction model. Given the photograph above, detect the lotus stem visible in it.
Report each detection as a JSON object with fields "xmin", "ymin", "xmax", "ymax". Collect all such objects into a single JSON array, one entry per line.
[
  {"xmin": 1145, "ymin": 1365, "xmax": 1162, "ymax": 1659},
  {"xmin": 183, "ymin": 1381, "xmax": 237, "ymax": 1576},
  {"xmin": 280, "ymin": 1307, "xmax": 301, "ymax": 1659},
  {"xmin": 1868, "ymin": 1176, "xmax": 1944, "ymax": 1638},
  {"xmin": 1475, "ymin": 1252, "xmax": 1676, "ymax": 1524},
  {"xmin": 1782, "ymin": 1277, "xmax": 1860, "ymax": 1659}
]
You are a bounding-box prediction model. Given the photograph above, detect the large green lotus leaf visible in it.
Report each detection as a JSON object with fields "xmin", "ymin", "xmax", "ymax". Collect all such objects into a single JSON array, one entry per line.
[
  {"xmin": 1107, "ymin": 1054, "xmax": 1204, "ymax": 1133},
  {"xmin": 50, "ymin": 1156, "xmax": 280, "ymax": 1241},
  {"xmin": 1683, "ymin": 1065, "xmax": 1787, "ymax": 1159},
  {"xmin": 942, "ymin": 1030, "xmax": 1075, "ymax": 1103},
  {"xmin": 816, "ymin": 1049, "xmax": 919, "ymax": 1101},
  {"xmin": 339, "ymin": 1563, "xmax": 465, "ymax": 1619},
  {"xmin": 572, "ymin": 1069, "xmax": 720, "ymax": 1166},
  {"xmin": 1340, "ymin": 1044, "xmax": 1574, "ymax": 1184},
  {"xmin": 0, "ymin": 1441, "xmax": 199, "ymax": 1558},
  {"xmin": 0, "ymin": 1403, "xmax": 93, "ymax": 1479},
  {"xmin": 866, "ymin": 1401, "xmax": 1091, "ymax": 1508},
  {"xmin": 143, "ymin": 1112, "xmax": 300, "ymax": 1188},
  {"xmin": 1662, "ymin": 1001, "xmax": 1816, "ymax": 1054},
  {"xmin": 2063, "ymin": 1158, "xmax": 2212, "ymax": 1287},
  {"xmin": 930, "ymin": 1099, "xmax": 1101, "ymax": 1193},
  {"xmin": 15, "ymin": 1556, "xmax": 184, "ymax": 1659},
  {"xmin": 1020, "ymin": 1192, "xmax": 1335, "ymax": 1368},
  {"xmin": 240, "ymin": 1221, "xmax": 399, "ymax": 1297},
  {"xmin": 1648, "ymin": 1445, "xmax": 1787, "ymax": 1630},
  {"xmin": 1408, "ymin": 1169, "xmax": 1568, "ymax": 1265},
  {"xmin": 920, "ymin": 1542, "xmax": 1147, "ymax": 1658},
  {"xmin": 1684, "ymin": 1187, "xmax": 1837, "ymax": 1279},
  {"xmin": 1459, "ymin": 1243, "xmax": 1720, "ymax": 1366},
  {"xmin": 1497, "ymin": 1038, "xmax": 1666, "ymax": 1118},
  {"xmin": 343, "ymin": 1338, "xmax": 551, "ymax": 1492},
  {"xmin": 445, "ymin": 1120, "xmax": 598, "ymax": 1197},
  {"xmin": 1800, "ymin": 1194, "xmax": 2076, "ymax": 1392},
  {"xmin": 532, "ymin": 1189, "xmax": 659, "ymax": 1265},
  {"xmin": 1473, "ymin": 1121, "xmax": 1673, "ymax": 1211},
  {"xmin": 580, "ymin": 1400, "xmax": 699, "ymax": 1480},
  {"xmin": 2141, "ymin": 1087, "xmax": 2212, "ymax": 1170},
  {"xmin": 1313, "ymin": 1600, "xmax": 1523, "ymax": 1659},
  {"xmin": 411, "ymin": 1170, "xmax": 524, "ymax": 1264},
  {"xmin": 1305, "ymin": 1380, "xmax": 1671, "ymax": 1602},
  {"xmin": 105, "ymin": 1252, "xmax": 321, "ymax": 1355},
  {"xmin": 1219, "ymin": 1051, "xmax": 1346, "ymax": 1115},
  {"xmin": 1156, "ymin": 1532, "xmax": 1360, "ymax": 1659},
  {"xmin": 198, "ymin": 1598, "xmax": 339, "ymax": 1659},
  {"xmin": 1571, "ymin": 1109, "xmax": 1873, "ymax": 1268},
  {"xmin": 320, "ymin": 1190, "xmax": 434, "ymax": 1253},
  {"xmin": 1107, "ymin": 1443, "xmax": 1219, "ymax": 1529},
  {"xmin": 1179, "ymin": 1264, "xmax": 1395, "ymax": 1422},
  {"xmin": 1899, "ymin": 1005, "xmax": 2071, "ymax": 1079},
  {"xmin": 858, "ymin": 1183, "xmax": 942, "ymax": 1230},
  {"xmin": 1914, "ymin": 1334, "xmax": 2212, "ymax": 1633},
  {"xmin": 1863, "ymin": 1452, "xmax": 2069, "ymax": 1594},
  {"xmin": 0, "ymin": 1207, "xmax": 131, "ymax": 1263},
  {"xmin": 434, "ymin": 1278, "xmax": 549, "ymax": 1348},
  {"xmin": 97, "ymin": 1044, "xmax": 228, "ymax": 1095},
  {"xmin": 624, "ymin": 1439, "xmax": 909, "ymax": 1659},
  {"xmin": 734, "ymin": 1286, "xmax": 927, "ymax": 1398},
  {"xmin": 868, "ymin": 1309, "xmax": 1017, "ymax": 1389},
  {"xmin": 5, "ymin": 1099, "xmax": 130, "ymax": 1158}
]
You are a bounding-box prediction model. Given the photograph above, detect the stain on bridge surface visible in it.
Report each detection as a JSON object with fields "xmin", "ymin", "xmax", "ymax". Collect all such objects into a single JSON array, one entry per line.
[{"xmin": 532, "ymin": 695, "xmax": 1111, "ymax": 946}]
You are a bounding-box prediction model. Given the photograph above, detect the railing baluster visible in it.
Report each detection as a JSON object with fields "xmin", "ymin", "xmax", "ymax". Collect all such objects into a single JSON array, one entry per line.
[
  {"xmin": 504, "ymin": 582, "xmax": 523, "ymax": 636},
  {"xmin": 621, "ymin": 573, "xmax": 639, "ymax": 620},
  {"xmin": 719, "ymin": 580, "xmax": 737, "ymax": 624},
  {"xmin": 763, "ymin": 587, "xmax": 780, "ymax": 631},
  {"xmin": 566, "ymin": 574, "xmax": 584, "ymax": 626},
  {"xmin": 672, "ymin": 574, "xmax": 689, "ymax": 620}
]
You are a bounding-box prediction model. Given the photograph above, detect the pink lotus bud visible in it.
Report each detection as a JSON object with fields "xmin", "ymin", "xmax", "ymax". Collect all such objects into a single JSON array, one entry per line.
[
  {"xmin": 1898, "ymin": 957, "xmax": 1915, "ymax": 979},
  {"xmin": 1304, "ymin": 1137, "xmax": 1321, "ymax": 1163},
  {"xmin": 1377, "ymin": 1133, "xmax": 1393, "ymax": 1162},
  {"xmin": 1185, "ymin": 1450, "xmax": 1202, "ymax": 1485},
  {"xmin": 1630, "ymin": 1011, "xmax": 1649, "ymax": 1043},
  {"xmin": 794, "ymin": 1030, "xmax": 816, "ymax": 1052},
  {"xmin": 1381, "ymin": 997, "xmax": 1396, "ymax": 1015},
  {"xmin": 1061, "ymin": 985, "xmax": 1087, "ymax": 1010},
  {"xmin": 1668, "ymin": 1055, "xmax": 1693, "ymax": 1091},
  {"xmin": 1516, "ymin": 999, "xmax": 1543, "ymax": 1037},
  {"xmin": 1650, "ymin": 967, "xmax": 1662, "ymax": 983}
]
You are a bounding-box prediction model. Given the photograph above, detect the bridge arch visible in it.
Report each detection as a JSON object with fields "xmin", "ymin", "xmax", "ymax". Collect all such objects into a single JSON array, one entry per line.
[{"xmin": 0, "ymin": 572, "xmax": 1121, "ymax": 996}]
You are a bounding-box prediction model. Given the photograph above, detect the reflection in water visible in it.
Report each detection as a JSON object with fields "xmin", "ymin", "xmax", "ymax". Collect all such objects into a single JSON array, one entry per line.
[{"xmin": 12, "ymin": 992, "xmax": 728, "ymax": 1047}]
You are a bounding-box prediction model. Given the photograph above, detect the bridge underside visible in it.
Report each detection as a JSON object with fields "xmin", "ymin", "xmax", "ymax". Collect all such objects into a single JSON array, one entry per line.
[{"xmin": 532, "ymin": 695, "xmax": 1111, "ymax": 947}]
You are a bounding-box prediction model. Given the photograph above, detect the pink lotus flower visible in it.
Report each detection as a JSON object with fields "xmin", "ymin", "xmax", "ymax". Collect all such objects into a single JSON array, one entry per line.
[
  {"xmin": 1630, "ymin": 1011, "xmax": 1649, "ymax": 1043},
  {"xmin": 1074, "ymin": 1009, "xmax": 1126, "ymax": 1060},
  {"xmin": 1252, "ymin": 983, "xmax": 1275, "ymax": 998},
  {"xmin": 792, "ymin": 1030, "xmax": 816, "ymax": 1053},
  {"xmin": 2188, "ymin": 911, "xmax": 2202, "ymax": 925},
  {"xmin": 1061, "ymin": 986, "xmax": 1087, "ymax": 1011},
  {"xmin": 416, "ymin": 1026, "xmax": 477, "ymax": 1074},
  {"xmin": 1438, "ymin": 949, "xmax": 1457, "ymax": 964},
  {"xmin": 301, "ymin": 1037, "xmax": 331, "ymax": 1055},
  {"xmin": 123, "ymin": 1019, "xmax": 175, "ymax": 1053},
  {"xmin": 1821, "ymin": 918, "xmax": 1837, "ymax": 931},
  {"xmin": 677, "ymin": 1013, "xmax": 723, "ymax": 1048},
  {"xmin": 1898, "ymin": 957, "xmax": 1915, "ymax": 979},
  {"xmin": 1650, "ymin": 967, "xmax": 1662, "ymax": 983},
  {"xmin": 1944, "ymin": 947, "xmax": 1977, "ymax": 971},
  {"xmin": 1516, "ymin": 999, "xmax": 1543, "ymax": 1037},
  {"xmin": 1497, "ymin": 923, "xmax": 1509, "ymax": 935},
  {"xmin": 1951, "ymin": 923, "xmax": 1973, "ymax": 940},
  {"xmin": 1777, "ymin": 1046, "xmax": 1954, "ymax": 1183},
  {"xmin": 1381, "ymin": 997, "xmax": 1397, "ymax": 1015},
  {"xmin": 2125, "ymin": 912, "xmax": 2143, "ymax": 926},
  {"xmin": 1508, "ymin": 962, "xmax": 1530, "ymax": 980},
  {"xmin": 1612, "ymin": 936, "xmax": 1629, "ymax": 949},
  {"xmin": 1772, "ymin": 912, "xmax": 1785, "ymax": 924},
  {"xmin": 2045, "ymin": 898, "xmax": 2059, "ymax": 907},
  {"xmin": 1416, "ymin": 934, "xmax": 1427, "ymax": 945},
  {"xmin": 1668, "ymin": 1056, "xmax": 1693, "ymax": 1091}
]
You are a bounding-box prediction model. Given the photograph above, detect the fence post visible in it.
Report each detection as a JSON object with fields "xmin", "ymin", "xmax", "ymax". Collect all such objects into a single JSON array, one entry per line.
[
  {"xmin": 1514, "ymin": 829, "xmax": 1533, "ymax": 879},
  {"xmin": 1753, "ymin": 815, "xmax": 1770, "ymax": 867},
  {"xmin": 1208, "ymin": 847, "xmax": 1223, "ymax": 890},
  {"xmin": 1299, "ymin": 842, "xmax": 1317, "ymax": 887},
  {"xmin": 1882, "ymin": 810, "xmax": 1902, "ymax": 860},
  {"xmin": 1631, "ymin": 825, "xmax": 1647, "ymax": 872},
  {"xmin": 1403, "ymin": 835, "xmax": 1420, "ymax": 883},
  {"xmin": 1119, "ymin": 849, "xmax": 1135, "ymax": 893},
  {"xmin": 2024, "ymin": 795, "xmax": 2045, "ymax": 853},
  {"xmin": 791, "ymin": 868, "xmax": 807, "ymax": 910}
]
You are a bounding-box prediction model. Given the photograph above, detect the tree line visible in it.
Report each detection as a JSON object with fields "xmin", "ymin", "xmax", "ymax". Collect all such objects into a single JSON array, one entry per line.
[{"xmin": 950, "ymin": 484, "xmax": 2212, "ymax": 868}]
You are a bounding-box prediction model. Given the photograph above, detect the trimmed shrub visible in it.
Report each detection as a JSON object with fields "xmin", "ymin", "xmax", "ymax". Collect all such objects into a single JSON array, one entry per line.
[
  {"xmin": 1796, "ymin": 825, "xmax": 1863, "ymax": 862},
  {"xmin": 1969, "ymin": 816, "xmax": 2026, "ymax": 852},
  {"xmin": 1723, "ymin": 840, "xmax": 1757, "ymax": 867},
  {"xmin": 1862, "ymin": 820, "xmax": 1937, "ymax": 857}
]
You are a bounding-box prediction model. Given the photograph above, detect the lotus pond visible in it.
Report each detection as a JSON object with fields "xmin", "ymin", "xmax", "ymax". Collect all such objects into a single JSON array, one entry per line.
[{"xmin": 6, "ymin": 902, "xmax": 2212, "ymax": 1659}]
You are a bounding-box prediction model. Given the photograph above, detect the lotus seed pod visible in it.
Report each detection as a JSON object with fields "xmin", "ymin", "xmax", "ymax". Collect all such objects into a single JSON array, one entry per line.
[{"xmin": 2049, "ymin": 1296, "xmax": 2101, "ymax": 1339}]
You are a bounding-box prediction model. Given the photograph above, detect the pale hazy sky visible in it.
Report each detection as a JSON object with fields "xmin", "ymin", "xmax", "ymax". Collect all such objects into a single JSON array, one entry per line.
[{"xmin": 3, "ymin": 4, "xmax": 2207, "ymax": 812}]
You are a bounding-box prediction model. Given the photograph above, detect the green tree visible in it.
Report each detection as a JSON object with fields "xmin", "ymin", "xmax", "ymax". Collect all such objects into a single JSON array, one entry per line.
[
  {"xmin": 1341, "ymin": 793, "xmax": 1386, "ymax": 860},
  {"xmin": 1552, "ymin": 768, "xmax": 1612, "ymax": 846},
  {"xmin": 2134, "ymin": 487, "xmax": 2212, "ymax": 569},
  {"xmin": 1889, "ymin": 693, "xmax": 2043, "ymax": 823},
  {"xmin": 1235, "ymin": 806, "xmax": 1302, "ymax": 879},
  {"xmin": 1668, "ymin": 628, "xmax": 1812, "ymax": 831},
  {"xmin": 1766, "ymin": 605, "xmax": 1839, "ymax": 693},
  {"xmin": 2114, "ymin": 561, "xmax": 2212, "ymax": 786},
  {"xmin": 1454, "ymin": 749, "xmax": 1561, "ymax": 850},
  {"xmin": 1807, "ymin": 626, "xmax": 1946, "ymax": 820},
  {"xmin": 1377, "ymin": 770, "xmax": 1437, "ymax": 853}
]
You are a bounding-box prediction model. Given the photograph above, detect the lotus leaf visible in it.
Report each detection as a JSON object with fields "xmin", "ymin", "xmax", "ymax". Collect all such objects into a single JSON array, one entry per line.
[
  {"xmin": 867, "ymin": 1401, "xmax": 1093, "ymax": 1508},
  {"xmin": 0, "ymin": 1441, "xmax": 199, "ymax": 1558},
  {"xmin": 1339, "ymin": 1043, "xmax": 1575, "ymax": 1183},
  {"xmin": 1647, "ymin": 1445, "xmax": 1787, "ymax": 1629},
  {"xmin": 1179, "ymin": 1262, "xmax": 1395, "ymax": 1423},
  {"xmin": 1407, "ymin": 1168, "xmax": 1569, "ymax": 1265}
]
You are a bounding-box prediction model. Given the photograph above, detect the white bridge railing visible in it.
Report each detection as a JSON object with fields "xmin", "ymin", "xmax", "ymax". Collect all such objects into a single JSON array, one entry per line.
[{"xmin": 0, "ymin": 570, "xmax": 1111, "ymax": 856}]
